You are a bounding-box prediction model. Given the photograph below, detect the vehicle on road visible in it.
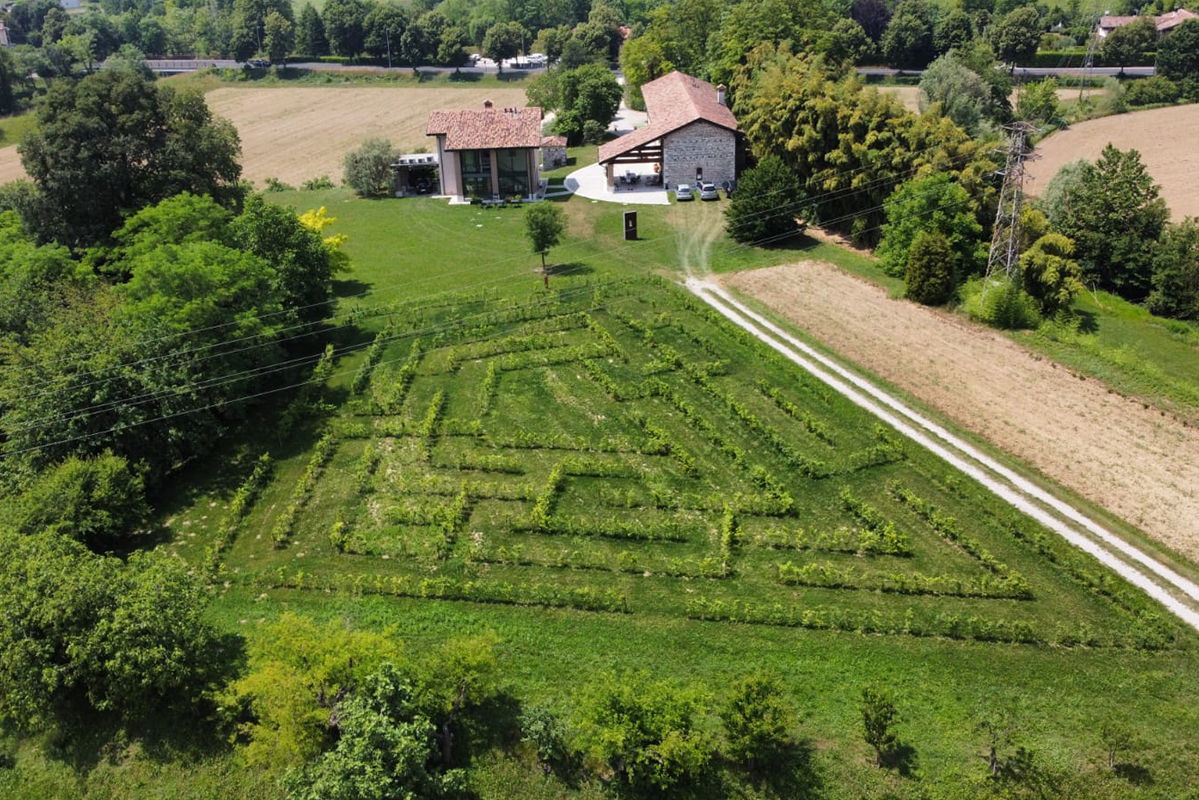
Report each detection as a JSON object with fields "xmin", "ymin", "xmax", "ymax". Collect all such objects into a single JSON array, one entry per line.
[
  {"xmin": 674, "ymin": 183, "xmax": 695, "ymax": 201},
  {"xmin": 699, "ymin": 182, "xmax": 719, "ymax": 200}
]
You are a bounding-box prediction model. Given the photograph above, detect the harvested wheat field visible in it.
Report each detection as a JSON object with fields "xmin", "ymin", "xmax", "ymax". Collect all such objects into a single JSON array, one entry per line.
[
  {"xmin": 206, "ymin": 85, "xmax": 529, "ymax": 186},
  {"xmin": 0, "ymin": 145, "xmax": 24, "ymax": 184},
  {"xmin": 723, "ymin": 262, "xmax": 1199, "ymax": 561},
  {"xmin": 1025, "ymin": 103, "xmax": 1199, "ymax": 220}
]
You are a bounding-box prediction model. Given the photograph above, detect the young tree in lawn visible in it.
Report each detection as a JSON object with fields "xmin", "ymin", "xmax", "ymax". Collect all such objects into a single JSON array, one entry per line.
[
  {"xmin": 482, "ymin": 21, "xmax": 526, "ymax": 72},
  {"xmin": 723, "ymin": 155, "xmax": 808, "ymax": 244},
  {"xmin": 988, "ymin": 6, "xmax": 1041, "ymax": 67},
  {"xmin": 719, "ymin": 672, "xmax": 798, "ymax": 774},
  {"xmin": 263, "ymin": 11, "xmax": 294, "ymax": 66},
  {"xmin": 860, "ymin": 685, "xmax": 899, "ymax": 767},
  {"xmin": 525, "ymin": 203, "xmax": 565, "ymax": 285},
  {"xmin": 296, "ymin": 3, "xmax": 328, "ymax": 56},
  {"xmin": 904, "ymin": 229, "xmax": 957, "ymax": 305},
  {"xmin": 343, "ymin": 138, "xmax": 398, "ymax": 197}
]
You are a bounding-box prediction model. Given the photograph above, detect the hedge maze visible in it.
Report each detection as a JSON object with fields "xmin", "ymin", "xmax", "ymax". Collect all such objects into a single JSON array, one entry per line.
[{"xmin": 219, "ymin": 279, "xmax": 1184, "ymax": 651}]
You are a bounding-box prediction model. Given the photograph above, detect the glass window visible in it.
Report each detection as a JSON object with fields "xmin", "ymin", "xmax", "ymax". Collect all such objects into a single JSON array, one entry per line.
[
  {"xmin": 496, "ymin": 148, "xmax": 529, "ymax": 197},
  {"xmin": 460, "ymin": 149, "xmax": 492, "ymax": 198}
]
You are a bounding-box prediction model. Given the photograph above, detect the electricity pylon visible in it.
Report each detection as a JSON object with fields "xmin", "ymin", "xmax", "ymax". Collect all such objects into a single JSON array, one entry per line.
[{"xmin": 984, "ymin": 121, "xmax": 1037, "ymax": 283}]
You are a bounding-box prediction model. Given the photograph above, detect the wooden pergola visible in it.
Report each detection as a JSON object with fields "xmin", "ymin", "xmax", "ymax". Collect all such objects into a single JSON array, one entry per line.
[{"xmin": 601, "ymin": 140, "xmax": 663, "ymax": 186}]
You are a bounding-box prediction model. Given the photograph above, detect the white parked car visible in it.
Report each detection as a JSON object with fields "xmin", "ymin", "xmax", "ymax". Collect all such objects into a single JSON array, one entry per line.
[
  {"xmin": 698, "ymin": 182, "xmax": 719, "ymax": 200},
  {"xmin": 675, "ymin": 183, "xmax": 695, "ymax": 201}
]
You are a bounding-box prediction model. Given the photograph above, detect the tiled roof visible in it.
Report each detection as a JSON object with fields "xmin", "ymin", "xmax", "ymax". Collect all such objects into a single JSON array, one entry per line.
[
  {"xmin": 1099, "ymin": 9, "xmax": 1198, "ymax": 30},
  {"xmin": 598, "ymin": 71, "xmax": 737, "ymax": 164},
  {"xmin": 541, "ymin": 135, "xmax": 567, "ymax": 147},
  {"xmin": 1156, "ymin": 8, "xmax": 1198, "ymax": 30},
  {"xmin": 427, "ymin": 105, "xmax": 543, "ymax": 150}
]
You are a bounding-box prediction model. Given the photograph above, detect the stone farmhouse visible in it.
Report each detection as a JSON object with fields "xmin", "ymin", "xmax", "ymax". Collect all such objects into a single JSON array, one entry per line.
[
  {"xmin": 1097, "ymin": 8, "xmax": 1197, "ymax": 38},
  {"xmin": 597, "ymin": 71, "xmax": 739, "ymax": 191},
  {"xmin": 426, "ymin": 101, "xmax": 545, "ymax": 202}
]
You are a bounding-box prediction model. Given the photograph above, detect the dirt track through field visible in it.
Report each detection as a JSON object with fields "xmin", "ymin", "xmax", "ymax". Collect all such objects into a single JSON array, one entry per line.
[
  {"xmin": 723, "ymin": 262, "xmax": 1199, "ymax": 562},
  {"xmin": 1025, "ymin": 103, "xmax": 1199, "ymax": 221}
]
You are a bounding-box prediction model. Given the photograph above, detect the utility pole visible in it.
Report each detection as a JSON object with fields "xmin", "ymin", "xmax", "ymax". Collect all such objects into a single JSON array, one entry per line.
[
  {"xmin": 984, "ymin": 121, "xmax": 1037, "ymax": 285},
  {"xmin": 1080, "ymin": 12, "xmax": 1102, "ymax": 103},
  {"xmin": 386, "ymin": 29, "xmax": 392, "ymax": 69}
]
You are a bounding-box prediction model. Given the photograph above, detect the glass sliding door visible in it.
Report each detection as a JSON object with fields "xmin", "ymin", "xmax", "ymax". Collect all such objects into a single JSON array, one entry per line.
[
  {"xmin": 460, "ymin": 149, "xmax": 492, "ymax": 198},
  {"xmin": 496, "ymin": 148, "xmax": 530, "ymax": 197}
]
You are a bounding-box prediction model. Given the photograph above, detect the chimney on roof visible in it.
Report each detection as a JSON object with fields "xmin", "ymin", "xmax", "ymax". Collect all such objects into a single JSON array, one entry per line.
[
  {"xmin": 716, "ymin": 84, "xmax": 727, "ymax": 106},
  {"xmin": 483, "ymin": 99, "xmax": 494, "ymax": 109}
]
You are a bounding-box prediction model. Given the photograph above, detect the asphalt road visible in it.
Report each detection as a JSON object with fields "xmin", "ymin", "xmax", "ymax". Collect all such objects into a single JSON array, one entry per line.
[{"xmin": 858, "ymin": 65, "xmax": 1155, "ymax": 78}]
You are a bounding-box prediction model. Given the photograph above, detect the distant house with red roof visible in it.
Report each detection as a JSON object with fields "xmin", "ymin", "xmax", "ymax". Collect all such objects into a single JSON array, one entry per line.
[
  {"xmin": 1097, "ymin": 8, "xmax": 1198, "ymax": 38},
  {"xmin": 426, "ymin": 100, "xmax": 544, "ymax": 201},
  {"xmin": 597, "ymin": 71, "xmax": 739, "ymax": 191}
]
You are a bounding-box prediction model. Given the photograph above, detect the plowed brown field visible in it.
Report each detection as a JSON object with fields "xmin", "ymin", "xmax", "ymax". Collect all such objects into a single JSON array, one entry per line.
[
  {"xmin": 1025, "ymin": 103, "xmax": 1199, "ymax": 221},
  {"xmin": 0, "ymin": 85, "xmax": 531, "ymax": 188},
  {"xmin": 724, "ymin": 262, "xmax": 1199, "ymax": 561}
]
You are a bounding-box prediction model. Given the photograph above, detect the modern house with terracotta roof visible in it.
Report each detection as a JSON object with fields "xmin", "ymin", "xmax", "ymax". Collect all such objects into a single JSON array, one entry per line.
[
  {"xmin": 597, "ymin": 71, "xmax": 739, "ymax": 192},
  {"xmin": 426, "ymin": 101, "xmax": 545, "ymax": 201},
  {"xmin": 1097, "ymin": 8, "xmax": 1198, "ymax": 37}
]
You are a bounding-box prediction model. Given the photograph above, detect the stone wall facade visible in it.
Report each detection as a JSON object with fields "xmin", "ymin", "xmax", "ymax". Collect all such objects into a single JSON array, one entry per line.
[
  {"xmin": 542, "ymin": 144, "xmax": 567, "ymax": 170},
  {"xmin": 661, "ymin": 120, "xmax": 736, "ymax": 190}
]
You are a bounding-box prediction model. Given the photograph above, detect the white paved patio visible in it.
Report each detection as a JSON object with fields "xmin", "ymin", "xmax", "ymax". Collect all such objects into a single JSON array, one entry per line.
[{"xmin": 564, "ymin": 163, "xmax": 670, "ymax": 205}]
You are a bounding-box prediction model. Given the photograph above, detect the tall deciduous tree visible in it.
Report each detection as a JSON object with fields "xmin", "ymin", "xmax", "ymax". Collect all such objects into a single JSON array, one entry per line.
[
  {"xmin": 18, "ymin": 70, "xmax": 242, "ymax": 247},
  {"xmin": 988, "ymin": 6, "xmax": 1041, "ymax": 66},
  {"xmin": 296, "ymin": 4, "xmax": 328, "ymax": 56},
  {"xmin": 482, "ymin": 20, "xmax": 526, "ymax": 71},
  {"xmin": 263, "ymin": 11, "xmax": 294, "ymax": 65},
  {"xmin": 1102, "ymin": 16, "xmax": 1155, "ymax": 74},
  {"xmin": 0, "ymin": 531, "xmax": 220, "ymax": 728},
  {"xmin": 322, "ymin": 0, "xmax": 369, "ymax": 57},
  {"xmin": 363, "ymin": 3, "xmax": 409, "ymax": 62},
  {"xmin": 1156, "ymin": 19, "xmax": 1199, "ymax": 83},
  {"xmin": 1043, "ymin": 145, "xmax": 1168, "ymax": 299},
  {"xmin": 877, "ymin": 173, "xmax": 984, "ymax": 277},
  {"xmin": 919, "ymin": 51, "xmax": 993, "ymax": 133},
  {"xmin": 1148, "ymin": 218, "xmax": 1199, "ymax": 319},
  {"xmin": 881, "ymin": 1, "xmax": 935, "ymax": 68},
  {"xmin": 1, "ymin": 454, "xmax": 148, "ymax": 551},
  {"xmin": 573, "ymin": 671, "xmax": 715, "ymax": 793}
]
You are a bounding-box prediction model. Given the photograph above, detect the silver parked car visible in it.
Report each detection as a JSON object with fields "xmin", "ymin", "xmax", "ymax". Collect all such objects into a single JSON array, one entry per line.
[
  {"xmin": 698, "ymin": 182, "xmax": 719, "ymax": 200},
  {"xmin": 675, "ymin": 183, "xmax": 695, "ymax": 201}
]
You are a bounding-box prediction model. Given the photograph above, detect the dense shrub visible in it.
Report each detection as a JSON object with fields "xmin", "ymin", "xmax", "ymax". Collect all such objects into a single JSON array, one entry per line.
[
  {"xmin": 961, "ymin": 276, "xmax": 1040, "ymax": 330},
  {"xmin": 343, "ymin": 138, "xmax": 398, "ymax": 197},
  {"xmin": 1123, "ymin": 76, "xmax": 1179, "ymax": 106},
  {"xmin": 904, "ymin": 229, "xmax": 956, "ymax": 305}
]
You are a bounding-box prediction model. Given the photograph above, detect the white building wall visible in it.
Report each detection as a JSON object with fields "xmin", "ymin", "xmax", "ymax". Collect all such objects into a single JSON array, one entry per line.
[
  {"xmin": 661, "ymin": 121, "xmax": 736, "ymax": 190},
  {"xmin": 434, "ymin": 136, "xmax": 461, "ymax": 198}
]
